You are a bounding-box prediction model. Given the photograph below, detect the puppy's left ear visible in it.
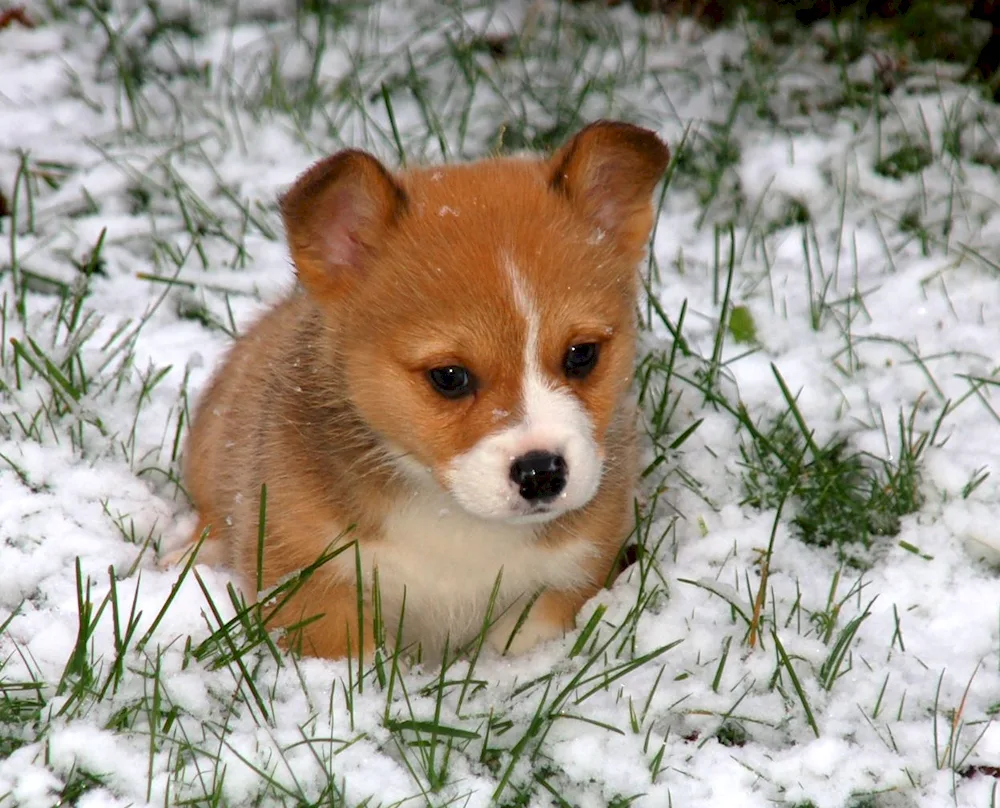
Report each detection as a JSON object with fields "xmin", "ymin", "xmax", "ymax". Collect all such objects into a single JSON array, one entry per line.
[
  {"xmin": 280, "ymin": 149, "xmax": 406, "ymax": 305},
  {"xmin": 549, "ymin": 120, "xmax": 670, "ymax": 255}
]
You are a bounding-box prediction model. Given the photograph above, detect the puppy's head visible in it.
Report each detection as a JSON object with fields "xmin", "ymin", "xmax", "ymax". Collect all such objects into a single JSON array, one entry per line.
[{"xmin": 281, "ymin": 121, "xmax": 669, "ymax": 524}]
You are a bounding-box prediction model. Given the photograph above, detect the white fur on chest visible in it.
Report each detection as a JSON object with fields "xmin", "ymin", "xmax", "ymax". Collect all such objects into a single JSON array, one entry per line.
[{"xmin": 353, "ymin": 489, "xmax": 594, "ymax": 655}]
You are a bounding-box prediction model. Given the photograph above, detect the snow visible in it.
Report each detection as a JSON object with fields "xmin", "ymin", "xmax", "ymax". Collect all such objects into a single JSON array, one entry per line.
[{"xmin": 2, "ymin": 1, "xmax": 1000, "ymax": 806}]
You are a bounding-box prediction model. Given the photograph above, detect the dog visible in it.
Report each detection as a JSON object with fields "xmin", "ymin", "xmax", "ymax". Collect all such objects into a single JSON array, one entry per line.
[{"xmin": 163, "ymin": 120, "xmax": 669, "ymax": 661}]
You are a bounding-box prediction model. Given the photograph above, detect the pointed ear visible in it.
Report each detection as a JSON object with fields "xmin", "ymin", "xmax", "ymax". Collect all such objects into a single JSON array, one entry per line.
[
  {"xmin": 549, "ymin": 121, "xmax": 670, "ymax": 255},
  {"xmin": 279, "ymin": 149, "xmax": 406, "ymax": 303}
]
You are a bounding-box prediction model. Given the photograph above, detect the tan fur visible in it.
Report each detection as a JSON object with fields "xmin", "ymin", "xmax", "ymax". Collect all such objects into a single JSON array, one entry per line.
[{"xmin": 169, "ymin": 121, "xmax": 669, "ymax": 660}]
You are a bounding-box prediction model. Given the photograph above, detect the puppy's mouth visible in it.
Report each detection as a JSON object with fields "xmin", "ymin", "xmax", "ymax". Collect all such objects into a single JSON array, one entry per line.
[
  {"xmin": 456, "ymin": 481, "xmax": 595, "ymax": 526},
  {"xmin": 393, "ymin": 429, "xmax": 605, "ymax": 525},
  {"xmin": 390, "ymin": 450, "xmax": 575, "ymax": 522},
  {"xmin": 501, "ymin": 502, "xmax": 560, "ymax": 525}
]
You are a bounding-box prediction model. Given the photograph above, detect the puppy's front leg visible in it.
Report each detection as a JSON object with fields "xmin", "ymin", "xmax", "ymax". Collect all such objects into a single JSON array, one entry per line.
[
  {"xmin": 487, "ymin": 588, "xmax": 586, "ymax": 656},
  {"xmin": 268, "ymin": 574, "xmax": 377, "ymax": 661}
]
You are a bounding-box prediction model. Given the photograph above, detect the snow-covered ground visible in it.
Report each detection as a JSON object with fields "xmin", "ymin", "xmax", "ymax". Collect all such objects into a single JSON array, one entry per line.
[{"xmin": 2, "ymin": 2, "xmax": 1000, "ymax": 806}]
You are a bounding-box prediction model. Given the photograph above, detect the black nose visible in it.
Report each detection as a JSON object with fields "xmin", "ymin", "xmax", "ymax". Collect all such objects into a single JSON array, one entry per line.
[{"xmin": 510, "ymin": 451, "xmax": 567, "ymax": 502}]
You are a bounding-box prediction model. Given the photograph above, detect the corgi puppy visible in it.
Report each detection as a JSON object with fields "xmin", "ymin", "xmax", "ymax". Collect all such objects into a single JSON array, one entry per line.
[{"xmin": 166, "ymin": 121, "xmax": 669, "ymax": 661}]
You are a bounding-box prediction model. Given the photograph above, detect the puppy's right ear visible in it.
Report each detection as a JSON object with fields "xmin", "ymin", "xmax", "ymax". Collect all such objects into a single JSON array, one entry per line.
[{"xmin": 280, "ymin": 150, "xmax": 406, "ymax": 303}]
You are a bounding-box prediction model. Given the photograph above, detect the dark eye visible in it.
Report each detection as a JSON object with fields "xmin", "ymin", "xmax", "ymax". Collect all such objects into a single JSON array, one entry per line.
[
  {"xmin": 427, "ymin": 365, "xmax": 476, "ymax": 399},
  {"xmin": 563, "ymin": 343, "xmax": 599, "ymax": 379}
]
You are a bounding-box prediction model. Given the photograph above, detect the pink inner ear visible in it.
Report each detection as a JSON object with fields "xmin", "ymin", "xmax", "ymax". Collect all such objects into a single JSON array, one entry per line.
[
  {"xmin": 587, "ymin": 164, "xmax": 634, "ymax": 234},
  {"xmin": 315, "ymin": 186, "xmax": 373, "ymax": 272},
  {"xmin": 320, "ymin": 219, "xmax": 363, "ymax": 270},
  {"xmin": 592, "ymin": 196, "xmax": 623, "ymax": 235}
]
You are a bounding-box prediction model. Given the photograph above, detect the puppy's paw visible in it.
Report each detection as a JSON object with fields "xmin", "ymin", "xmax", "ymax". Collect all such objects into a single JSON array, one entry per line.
[
  {"xmin": 373, "ymin": 645, "xmax": 412, "ymax": 675},
  {"xmin": 487, "ymin": 607, "xmax": 567, "ymax": 657},
  {"xmin": 157, "ymin": 539, "xmax": 228, "ymax": 570},
  {"xmin": 157, "ymin": 544, "xmax": 193, "ymax": 570}
]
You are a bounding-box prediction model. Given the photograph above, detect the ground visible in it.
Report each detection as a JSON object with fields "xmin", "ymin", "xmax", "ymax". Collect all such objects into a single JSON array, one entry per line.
[{"xmin": 1, "ymin": 1, "xmax": 1000, "ymax": 806}]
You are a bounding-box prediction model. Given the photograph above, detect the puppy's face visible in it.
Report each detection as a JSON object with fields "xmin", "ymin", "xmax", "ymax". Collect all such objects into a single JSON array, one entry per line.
[
  {"xmin": 281, "ymin": 122, "xmax": 669, "ymax": 524},
  {"xmin": 343, "ymin": 177, "xmax": 638, "ymax": 523}
]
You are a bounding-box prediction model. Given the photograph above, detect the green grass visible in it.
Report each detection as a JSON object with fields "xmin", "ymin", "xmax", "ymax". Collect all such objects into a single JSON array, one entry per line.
[
  {"xmin": 875, "ymin": 144, "xmax": 933, "ymax": 180},
  {"xmin": 737, "ymin": 389, "xmax": 931, "ymax": 566},
  {"xmin": 2, "ymin": 0, "xmax": 1000, "ymax": 806}
]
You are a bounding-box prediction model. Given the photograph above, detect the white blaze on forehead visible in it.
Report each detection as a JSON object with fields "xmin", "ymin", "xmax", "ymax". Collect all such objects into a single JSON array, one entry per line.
[
  {"xmin": 504, "ymin": 252, "xmax": 592, "ymax": 436},
  {"xmin": 504, "ymin": 252, "xmax": 541, "ymax": 379},
  {"xmin": 441, "ymin": 254, "xmax": 603, "ymax": 523},
  {"xmin": 505, "ymin": 253, "xmax": 538, "ymax": 335}
]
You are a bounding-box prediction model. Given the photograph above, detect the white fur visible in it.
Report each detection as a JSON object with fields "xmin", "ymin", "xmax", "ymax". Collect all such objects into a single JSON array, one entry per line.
[
  {"xmin": 443, "ymin": 255, "xmax": 602, "ymax": 522},
  {"xmin": 348, "ymin": 486, "xmax": 595, "ymax": 657}
]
